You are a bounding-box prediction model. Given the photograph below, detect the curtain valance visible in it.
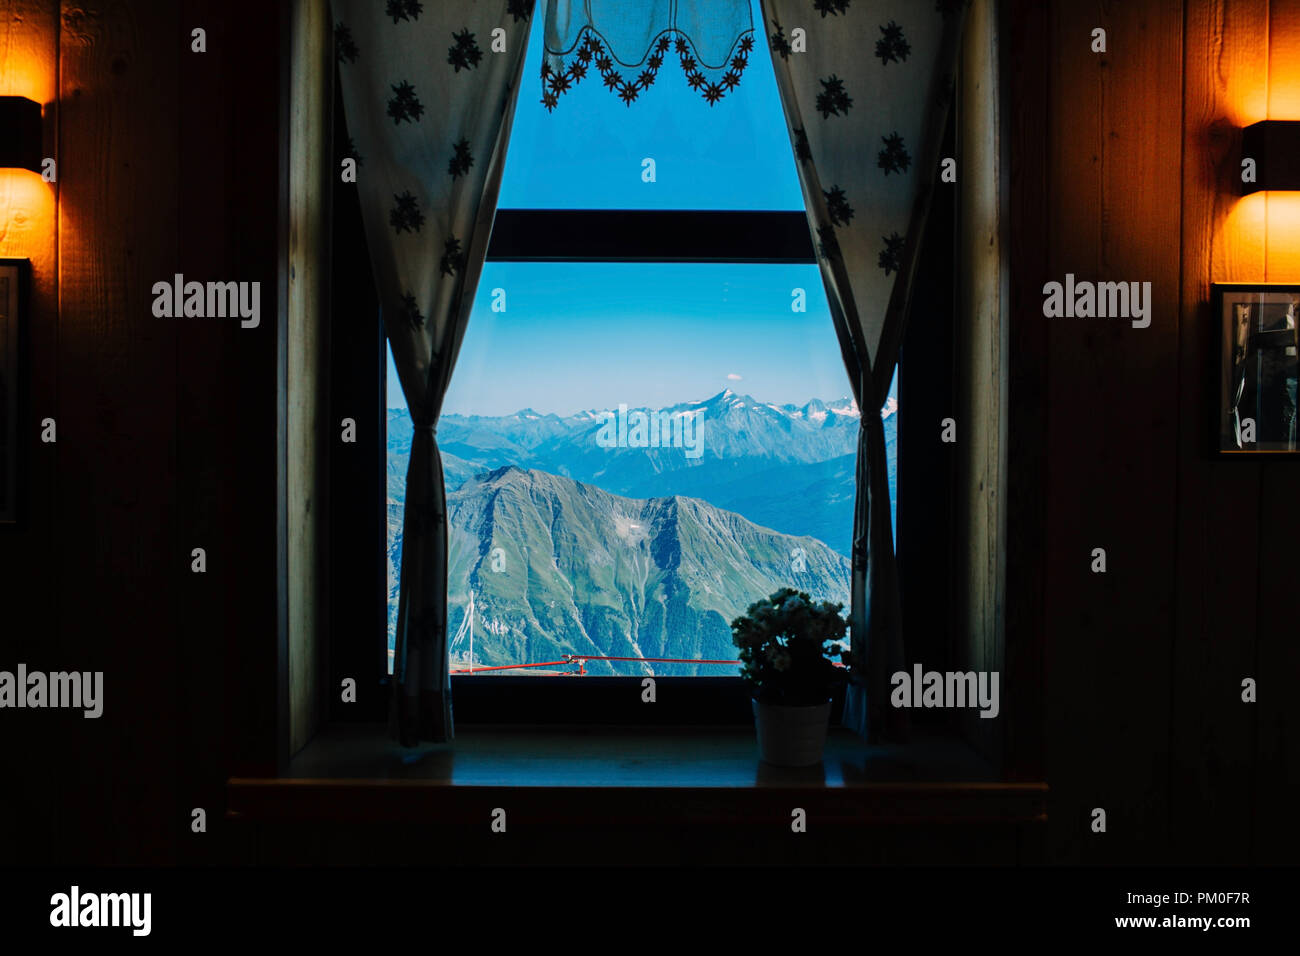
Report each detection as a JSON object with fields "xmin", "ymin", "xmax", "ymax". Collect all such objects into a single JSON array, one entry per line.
[{"xmin": 541, "ymin": 0, "xmax": 755, "ymax": 108}]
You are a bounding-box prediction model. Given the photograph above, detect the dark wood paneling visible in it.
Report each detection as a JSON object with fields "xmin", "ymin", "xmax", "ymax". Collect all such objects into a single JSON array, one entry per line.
[
  {"xmin": 1256, "ymin": 4, "xmax": 1300, "ymax": 857},
  {"xmin": 1258, "ymin": 14, "xmax": 1300, "ymax": 865},
  {"xmin": 55, "ymin": 0, "xmax": 182, "ymax": 864},
  {"xmin": 174, "ymin": 0, "xmax": 283, "ymax": 861},
  {"xmin": 1044, "ymin": 0, "xmax": 1184, "ymax": 863},
  {"xmin": 1002, "ymin": 0, "xmax": 1049, "ymax": 786},
  {"xmin": 898, "ymin": 116, "xmax": 957, "ymax": 702},
  {"xmin": 1172, "ymin": 0, "xmax": 1268, "ymax": 863},
  {"xmin": 1021, "ymin": 0, "xmax": 1294, "ymax": 865},
  {"xmin": 0, "ymin": 0, "xmax": 281, "ymax": 866},
  {"xmin": 328, "ymin": 73, "xmax": 388, "ymax": 726},
  {"xmin": 0, "ymin": 0, "xmax": 60, "ymax": 867},
  {"xmin": 1255, "ymin": 461, "xmax": 1300, "ymax": 861},
  {"xmin": 175, "ymin": 0, "xmax": 227, "ymax": 865}
]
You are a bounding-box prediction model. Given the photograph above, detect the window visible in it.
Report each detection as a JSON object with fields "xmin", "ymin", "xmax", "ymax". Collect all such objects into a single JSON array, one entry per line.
[
  {"xmin": 382, "ymin": 2, "xmax": 899, "ymax": 683},
  {"xmin": 497, "ymin": 0, "xmax": 800, "ymax": 212}
]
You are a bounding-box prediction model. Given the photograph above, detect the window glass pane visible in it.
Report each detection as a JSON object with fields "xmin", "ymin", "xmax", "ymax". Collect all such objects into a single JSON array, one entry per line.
[
  {"xmin": 885, "ymin": 364, "xmax": 898, "ymax": 549},
  {"xmin": 496, "ymin": 0, "xmax": 802, "ymax": 211},
  {"xmin": 386, "ymin": 263, "xmax": 899, "ymax": 676},
  {"xmin": 383, "ymin": 0, "xmax": 904, "ymax": 676}
]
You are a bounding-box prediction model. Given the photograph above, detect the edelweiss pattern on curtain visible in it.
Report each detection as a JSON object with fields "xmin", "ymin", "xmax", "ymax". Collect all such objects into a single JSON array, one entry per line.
[
  {"xmin": 760, "ymin": 0, "xmax": 967, "ymax": 741},
  {"xmin": 334, "ymin": 0, "xmax": 535, "ymax": 744}
]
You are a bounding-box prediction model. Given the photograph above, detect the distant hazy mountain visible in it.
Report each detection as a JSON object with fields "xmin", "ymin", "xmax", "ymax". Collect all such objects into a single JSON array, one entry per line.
[
  {"xmin": 438, "ymin": 389, "xmax": 861, "ymax": 471},
  {"xmin": 422, "ymin": 466, "xmax": 851, "ymax": 676},
  {"xmin": 387, "ymin": 389, "xmax": 895, "ymax": 555}
]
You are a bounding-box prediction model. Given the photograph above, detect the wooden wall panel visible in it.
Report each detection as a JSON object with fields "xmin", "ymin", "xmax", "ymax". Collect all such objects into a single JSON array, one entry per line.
[
  {"xmin": 0, "ymin": 0, "xmax": 59, "ymax": 866},
  {"xmin": 174, "ymin": 0, "xmax": 236, "ymax": 865},
  {"xmin": 286, "ymin": 0, "xmax": 331, "ymax": 758},
  {"xmin": 1022, "ymin": 0, "xmax": 1295, "ymax": 864},
  {"xmin": 1265, "ymin": 3, "xmax": 1300, "ymax": 276},
  {"xmin": 1042, "ymin": 0, "xmax": 1104, "ymax": 857},
  {"xmin": 1256, "ymin": 0, "xmax": 1300, "ymax": 865},
  {"xmin": 1255, "ymin": 462, "xmax": 1300, "ymax": 860},
  {"xmin": 0, "ymin": 0, "xmax": 283, "ymax": 865},
  {"xmin": 1173, "ymin": 0, "xmax": 1268, "ymax": 864},
  {"xmin": 172, "ymin": 0, "xmax": 284, "ymax": 859},
  {"xmin": 1044, "ymin": 0, "xmax": 1184, "ymax": 863},
  {"xmin": 205, "ymin": 4, "xmax": 284, "ymax": 788},
  {"xmin": 55, "ymin": 0, "xmax": 181, "ymax": 862},
  {"xmin": 955, "ymin": 0, "xmax": 1009, "ymax": 768},
  {"xmin": 1002, "ymin": 0, "xmax": 1049, "ymax": 784}
]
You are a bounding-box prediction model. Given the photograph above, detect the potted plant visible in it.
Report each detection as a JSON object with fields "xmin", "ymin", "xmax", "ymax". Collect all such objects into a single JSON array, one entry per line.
[{"xmin": 731, "ymin": 588, "xmax": 851, "ymax": 766}]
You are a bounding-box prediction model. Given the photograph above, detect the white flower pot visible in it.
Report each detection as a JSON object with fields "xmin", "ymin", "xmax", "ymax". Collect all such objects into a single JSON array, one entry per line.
[{"xmin": 752, "ymin": 699, "xmax": 832, "ymax": 767}]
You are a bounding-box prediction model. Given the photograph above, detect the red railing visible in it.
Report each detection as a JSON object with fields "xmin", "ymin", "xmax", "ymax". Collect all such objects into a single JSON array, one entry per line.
[
  {"xmin": 451, "ymin": 659, "xmax": 575, "ymax": 674},
  {"xmin": 451, "ymin": 654, "xmax": 743, "ymax": 675},
  {"xmin": 451, "ymin": 655, "xmax": 848, "ymax": 675}
]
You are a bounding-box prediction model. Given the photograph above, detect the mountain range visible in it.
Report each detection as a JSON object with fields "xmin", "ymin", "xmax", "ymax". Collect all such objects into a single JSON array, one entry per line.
[
  {"xmin": 389, "ymin": 389, "xmax": 895, "ymax": 555},
  {"xmin": 386, "ymin": 390, "xmax": 896, "ymax": 672}
]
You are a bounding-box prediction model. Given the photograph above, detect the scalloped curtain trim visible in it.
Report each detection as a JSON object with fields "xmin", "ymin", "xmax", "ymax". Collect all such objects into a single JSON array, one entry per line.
[{"xmin": 541, "ymin": 26, "xmax": 757, "ymax": 109}]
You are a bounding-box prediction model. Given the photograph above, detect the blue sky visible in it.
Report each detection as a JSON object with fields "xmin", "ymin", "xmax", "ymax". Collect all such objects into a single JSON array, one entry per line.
[
  {"xmin": 498, "ymin": 0, "xmax": 802, "ymax": 210},
  {"xmin": 430, "ymin": 262, "xmax": 852, "ymax": 416},
  {"xmin": 387, "ymin": 0, "xmax": 862, "ymax": 417}
]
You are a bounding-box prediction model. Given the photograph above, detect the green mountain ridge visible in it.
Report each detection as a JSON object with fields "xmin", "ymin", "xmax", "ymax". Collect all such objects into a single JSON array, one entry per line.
[{"xmin": 437, "ymin": 465, "xmax": 851, "ymax": 676}]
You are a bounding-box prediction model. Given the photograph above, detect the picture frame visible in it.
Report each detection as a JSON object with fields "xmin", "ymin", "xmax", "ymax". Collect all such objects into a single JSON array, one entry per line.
[
  {"xmin": 1213, "ymin": 282, "xmax": 1300, "ymax": 456},
  {"xmin": 0, "ymin": 257, "xmax": 28, "ymax": 525}
]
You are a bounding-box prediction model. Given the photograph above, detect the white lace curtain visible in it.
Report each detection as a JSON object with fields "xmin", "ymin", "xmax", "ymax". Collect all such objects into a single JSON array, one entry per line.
[{"xmin": 540, "ymin": 0, "xmax": 755, "ymax": 108}]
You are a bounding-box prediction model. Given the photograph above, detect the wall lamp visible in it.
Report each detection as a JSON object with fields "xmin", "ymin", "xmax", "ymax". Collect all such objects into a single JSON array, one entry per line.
[
  {"xmin": 1241, "ymin": 120, "xmax": 1300, "ymax": 194},
  {"xmin": 0, "ymin": 96, "xmax": 42, "ymax": 173}
]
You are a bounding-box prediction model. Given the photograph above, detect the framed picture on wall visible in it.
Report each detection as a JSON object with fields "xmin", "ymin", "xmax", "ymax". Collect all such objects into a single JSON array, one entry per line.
[
  {"xmin": 1214, "ymin": 283, "xmax": 1300, "ymax": 456},
  {"xmin": 0, "ymin": 258, "xmax": 28, "ymax": 525}
]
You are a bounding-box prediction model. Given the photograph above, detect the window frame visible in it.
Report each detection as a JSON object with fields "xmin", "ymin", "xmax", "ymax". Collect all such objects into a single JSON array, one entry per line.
[
  {"xmin": 420, "ymin": 206, "xmax": 826, "ymax": 727},
  {"xmin": 326, "ymin": 92, "xmax": 958, "ymax": 732}
]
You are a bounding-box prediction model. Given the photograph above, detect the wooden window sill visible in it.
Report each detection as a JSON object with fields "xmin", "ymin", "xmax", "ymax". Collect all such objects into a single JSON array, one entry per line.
[{"xmin": 227, "ymin": 724, "xmax": 1047, "ymax": 826}]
